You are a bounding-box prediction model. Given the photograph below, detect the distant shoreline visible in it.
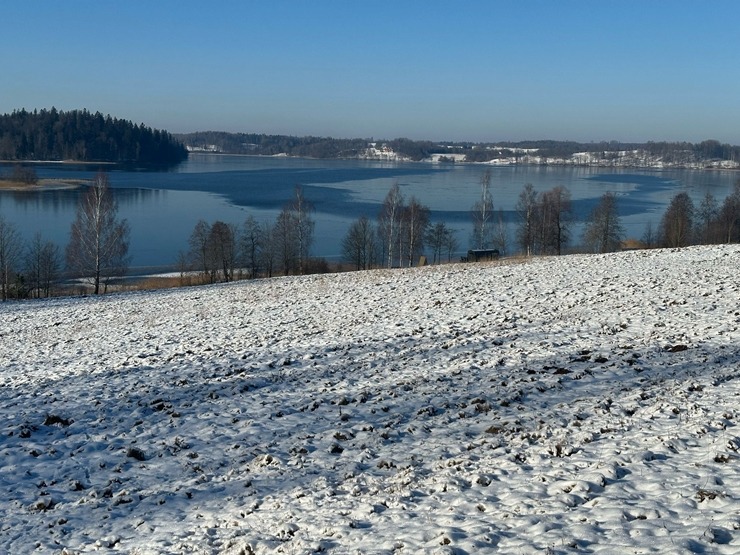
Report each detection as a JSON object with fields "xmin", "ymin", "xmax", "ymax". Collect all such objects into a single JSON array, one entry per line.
[
  {"xmin": 185, "ymin": 151, "xmax": 740, "ymax": 171},
  {"xmin": 0, "ymin": 159, "xmax": 116, "ymax": 165},
  {"xmin": 3, "ymin": 154, "xmax": 739, "ymax": 172},
  {"xmin": 0, "ymin": 178, "xmax": 89, "ymax": 191}
]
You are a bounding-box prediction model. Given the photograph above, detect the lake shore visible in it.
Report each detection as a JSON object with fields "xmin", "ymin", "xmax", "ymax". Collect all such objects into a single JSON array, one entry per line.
[{"xmin": 0, "ymin": 178, "xmax": 88, "ymax": 191}]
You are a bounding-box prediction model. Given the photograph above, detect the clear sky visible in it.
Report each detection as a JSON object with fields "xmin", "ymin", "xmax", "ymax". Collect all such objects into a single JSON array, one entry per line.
[{"xmin": 3, "ymin": 1, "xmax": 740, "ymax": 143}]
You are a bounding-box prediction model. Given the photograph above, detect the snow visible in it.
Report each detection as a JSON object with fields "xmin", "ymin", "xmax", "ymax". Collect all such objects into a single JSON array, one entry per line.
[{"xmin": 1, "ymin": 245, "xmax": 739, "ymax": 554}]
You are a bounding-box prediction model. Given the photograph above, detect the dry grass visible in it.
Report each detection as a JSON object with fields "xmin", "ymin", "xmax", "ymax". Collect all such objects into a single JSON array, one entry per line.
[
  {"xmin": 0, "ymin": 178, "xmax": 85, "ymax": 191},
  {"xmin": 0, "ymin": 179, "xmax": 31, "ymax": 189},
  {"xmin": 622, "ymin": 238, "xmax": 647, "ymax": 250},
  {"xmin": 128, "ymin": 275, "xmax": 203, "ymax": 291}
]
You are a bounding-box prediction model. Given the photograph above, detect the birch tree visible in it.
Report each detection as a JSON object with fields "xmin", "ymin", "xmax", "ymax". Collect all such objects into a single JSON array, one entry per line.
[
  {"xmin": 66, "ymin": 173, "xmax": 130, "ymax": 294},
  {"xmin": 403, "ymin": 196, "xmax": 430, "ymax": 266},
  {"xmin": 378, "ymin": 182, "xmax": 404, "ymax": 268},
  {"xmin": 717, "ymin": 180, "xmax": 740, "ymax": 243},
  {"xmin": 515, "ymin": 183, "xmax": 538, "ymax": 256},
  {"xmin": 288, "ymin": 185, "xmax": 315, "ymax": 274},
  {"xmin": 274, "ymin": 207, "xmax": 298, "ymax": 275},
  {"xmin": 539, "ymin": 186, "xmax": 572, "ymax": 255},
  {"xmin": 471, "ymin": 169, "xmax": 494, "ymax": 249},
  {"xmin": 0, "ymin": 215, "xmax": 23, "ymax": 301}
]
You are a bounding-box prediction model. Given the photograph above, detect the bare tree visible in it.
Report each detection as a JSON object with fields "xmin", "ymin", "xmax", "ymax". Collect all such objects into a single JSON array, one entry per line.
[
  {"xmin": 471, "ymin": 169, "xmax": 494, "ymax": 249},
  {"xmin": 717, "ymin": 180, "xmax": 740, "ymax": 243},
  {"xmin": 187, "ymin": 219, "xmax": 244, "ymax": 282},
  {"xmin": 241, "ymin": 215, "xmax": 263, "ymax": 278},
  {"xmin": 175, "ymin": 250, "xmax": 192, "ymax": 286},
  {"xmin": 274, "ymin": 207, "xmax": 298, "ymax": 275},
  {"xmin": 583, "ymin": 192, "xmax": 624, "ymax": 253},
  {"xmin": 515, "ymin": 183, "xmax": 539, "ymax": 256},
  {"xmin": 426, "ymin": 222, "xmax": 461, "ymax": 263},
  {"xmin": 697, "ymin": 192, "xmax": 719, "ymax": 243},
  {"xmin": 209, "ymin": 221, "xmax": 237, "ymax": 282},
  {"xmin": 287, "ymin": 185, "xmax": 315, "ymax": 275},
  {"xmin": 25, "ymin": 233, "xmax": 62, "ymax": 298},
  {"xmin": 0, "ymin": 215, "xmax": 23, "ymax": 301},
  {"xmin": 66, "ymin": 173, "xmax": 130, "ymax": 294},
  {"xmin": 342, "ymin": 215, "xmax": 377, "ymax": 270},
  {"xmin": 641, "ymin": 221, "xmax": 657, "ymax": 248},
  {"xmin": 492, "ymin": 208, "xmax": 508, "ymax": 254},
  {"xmin": 377, "ymin": 182, "xmax": 404, "ymax": 268},
  {"xmin": 259, "ymin": 220, "xmax": 277, "ymax": 278},
  {"xmin": 270, "ymin": 186, "xmax": 316, "ymax": 275},
  {"xmin": 189, "ymin": 219, "xmax": 216, "ymax": 282},
  {"xmin": 659, "ymin": 192, "xmax": 694, "ymax": 248},
  {"xmin": 443, "ymin": 228, "xmax": 460, "ymax": 262},
  {"xmin": 402, "ymin": 196, "xmax": 430, "ymax": 266},
  {"xmin": 426, "ymin": 222, "xmax": 449, "ymax": 264},
  {"xmin": 11, "ymin": 164, "xmax": 38, "ymax": 185},
  {"xmin": 539, "ymin": 186, "xmax": 572, "ymax": 255}
]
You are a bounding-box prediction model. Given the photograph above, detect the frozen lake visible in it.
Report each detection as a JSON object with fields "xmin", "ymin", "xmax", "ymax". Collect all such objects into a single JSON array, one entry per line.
[{"xmin": 0, "ymin": 155, "xmax": 736, "ymax": 270}]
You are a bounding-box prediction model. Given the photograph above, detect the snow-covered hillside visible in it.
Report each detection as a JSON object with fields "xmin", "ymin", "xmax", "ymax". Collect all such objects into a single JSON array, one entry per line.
[{"xmin": 1, "ymin": 245, "xmax": 739, "ymax": 554}]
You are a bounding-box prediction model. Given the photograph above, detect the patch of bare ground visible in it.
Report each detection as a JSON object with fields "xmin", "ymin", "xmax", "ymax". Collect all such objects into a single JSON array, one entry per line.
[{"xmin": 0, "ymin": 178, "xmax": 87, "ymax": 191}]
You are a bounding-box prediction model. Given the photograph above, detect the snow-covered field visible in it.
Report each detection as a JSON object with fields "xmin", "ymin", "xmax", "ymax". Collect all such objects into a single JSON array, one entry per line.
[{"xmin": 1, "ymin": 245, "xmax": 739, "ymax": 554}]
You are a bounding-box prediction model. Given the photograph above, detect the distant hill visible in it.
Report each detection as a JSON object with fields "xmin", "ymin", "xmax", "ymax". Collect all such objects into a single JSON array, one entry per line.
[
  {"xmin": 175, "ymin": 130, "xmax": 372, "ymax": 159},
  {"xmin": 0, "ymin": 108, "xmax": 188, "ymax": 165},
  {"xmin": 176, "ymin": 131, "xmax": 740, "ymax": 168}
]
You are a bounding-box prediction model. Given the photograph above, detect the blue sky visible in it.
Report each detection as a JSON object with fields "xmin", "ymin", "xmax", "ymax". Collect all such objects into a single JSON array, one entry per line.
[{"xmin": 3, "ymin": 1, "xmax": 740, "ymax": 143}]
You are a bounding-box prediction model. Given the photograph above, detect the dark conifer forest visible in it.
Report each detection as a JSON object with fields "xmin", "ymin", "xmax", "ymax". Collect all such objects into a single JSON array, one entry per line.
[{"xmin": 0, "ymin": 108, "xmax": 188, "ymax": 165}]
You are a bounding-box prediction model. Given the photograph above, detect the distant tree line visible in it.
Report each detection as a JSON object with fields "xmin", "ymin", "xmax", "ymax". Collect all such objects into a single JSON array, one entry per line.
[
  {"xmin": 176, "ymin": 131, "xmax": 371, "ymax": 159},
  {"xmin": 182, "ymin": 185, "xmax": 325, "ymax": 284},
  {"xmin": 0, "ymin": 108, "xmax": 188, "ymax": 165},
  {"xmin": 176, "ymin": 131, "xmax": 740, "ymax": 164},
  {"xmin": 177, "ymin": 131, "xmax": 460, "ymax": 161},
  {"xmin": 344, "ymin": 183, "xmax": 457, "ymax": 270},
  {"xmin": 2, "ymin": 172, "xmax": 738, "ymax": 300},
  {"xmin": 511, "ymin": 178, "xmax": 740, "ymax": 256},
  {"xmin": 652, "ymin": 181, "xmax": 740, "ymax": 248},
  {"xmin": 513, "ymin": 183, "xmax": 574, "ymax": 256},
  {"xmin": 179, "ymin": 176, "xmax": 740, "ymax": 288}
]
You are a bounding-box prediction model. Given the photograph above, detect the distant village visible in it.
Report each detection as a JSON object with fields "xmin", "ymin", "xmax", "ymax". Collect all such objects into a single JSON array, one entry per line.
[{"xmin": 186, "ymin": 140, "xmax": 740, "ymax": 170}]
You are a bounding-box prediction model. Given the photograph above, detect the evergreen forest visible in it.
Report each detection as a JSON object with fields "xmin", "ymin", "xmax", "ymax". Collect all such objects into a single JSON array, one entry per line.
[{"xmin": 0, "ymin": 108, "xmax": 188, "ymax": 165}]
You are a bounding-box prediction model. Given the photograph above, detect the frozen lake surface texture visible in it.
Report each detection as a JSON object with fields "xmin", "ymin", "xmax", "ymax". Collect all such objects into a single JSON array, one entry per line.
[
  {"xmin": 1, "ymin": 244, "xmax": 739, "ymax": 553},
  {"xmin": 2, "ymin": 156, "xmax": 737, "ymax": 268}
]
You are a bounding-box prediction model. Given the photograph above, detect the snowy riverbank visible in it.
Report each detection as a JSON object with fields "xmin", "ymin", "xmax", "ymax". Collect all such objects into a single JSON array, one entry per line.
[{"xmin": 1, "ymin": 245, "xmax": 739, "ymax": 553}]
